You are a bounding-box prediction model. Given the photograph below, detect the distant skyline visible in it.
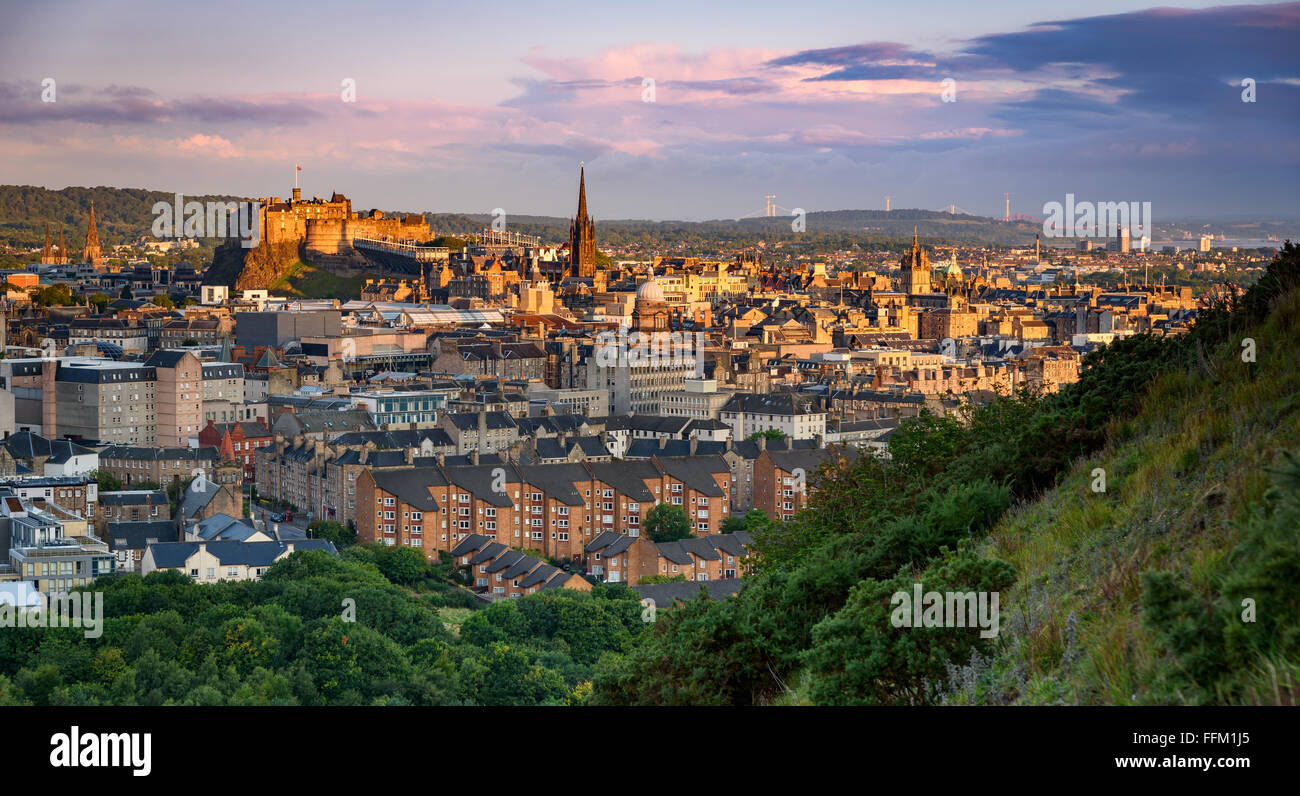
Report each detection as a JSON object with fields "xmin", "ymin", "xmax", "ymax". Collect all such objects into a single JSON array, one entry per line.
[{"xmin": 0, "ymin": 1, "xmax": 1296, "ymax": 221}]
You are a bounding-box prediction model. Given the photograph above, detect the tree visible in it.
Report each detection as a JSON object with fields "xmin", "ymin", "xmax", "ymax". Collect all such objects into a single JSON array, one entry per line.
[
  {"xmin": 747, "ymin": 429, "xmax": 787, "ymax": 442},
  {"xmin": 95, "ymin": 470, "xmax": 122, "ymax": 492},
  {"xmin": 89, "ymin": 292, "xmax": 110, "ymax": 312},
  {"xmin": 642, "ymin": 502, "xmax": 693, "ymax": 543},
  {"xmin": 377, "ymin": 546, "xmax": 426, "ymax": 585},
  {"xmin": 307, "ymin": 519, "xmax": 356, "ymax": 547},
  {"xmin": 28, "ymin": 284, "xmax": 74, "ymax": 307},
  {"xmin": 720, "ymin": 508, "xmax": 771, "ymax": 535}
]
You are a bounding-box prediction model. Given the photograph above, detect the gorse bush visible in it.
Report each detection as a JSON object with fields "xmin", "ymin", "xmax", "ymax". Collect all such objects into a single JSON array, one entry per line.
[{"xmin": 1142, "ymin": 452, "xmax": 1300, "ymax": 703}]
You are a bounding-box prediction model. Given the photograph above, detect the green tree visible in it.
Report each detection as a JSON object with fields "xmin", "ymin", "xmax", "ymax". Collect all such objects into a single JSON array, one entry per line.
[
  {"xmin": 152, "ymin": 294, "xmax": 175, "ymax": 309},
  {"xmin": 720, "ymin": 508, "xmax": 771, "ymax": 535},
  {"xmin": 747, "ymin": 429, "xmax": 787, "ymax": 442},
  {"xmin": 377, "ymin": 546, "xmax": 426, "ymax": 585},
  {"xmin": 643, "ymin": 502, "xmax": 694, "ymax": 543},
  {"xmin": 95, "ymin": 470, "xmax": 123, "ymax": 492},
  {"xmin": 307, "ymin": 519, "xmax": 355, "ymax": 547},
  {"xmin": 89, "ymin": 291, "xmax": 110, "ymax": 312}
]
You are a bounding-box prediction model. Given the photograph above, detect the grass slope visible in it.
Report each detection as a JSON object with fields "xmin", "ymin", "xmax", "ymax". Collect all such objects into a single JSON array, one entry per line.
[
  {"xmin": 268, "ymin": 259, "xmax": 366, "ymax": 300},
  {"xmin": 966, "ymin": 289, "xmax": 1300, "ymax": 705}
]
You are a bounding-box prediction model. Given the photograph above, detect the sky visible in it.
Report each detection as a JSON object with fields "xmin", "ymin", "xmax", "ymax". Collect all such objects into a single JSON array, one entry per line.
[{"xmin": 1, "ymin": 0, "xmax": 1297, "ymax": 221}]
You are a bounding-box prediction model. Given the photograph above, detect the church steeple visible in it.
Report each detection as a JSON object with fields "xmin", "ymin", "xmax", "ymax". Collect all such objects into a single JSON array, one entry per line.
[
  {"xmin": 577, "ymin": 166, "xmax": 588, "ymax": 223},
  {"xmin": 567, "ymin": 165, "xmax": 596, "ymax": 279},
  {"xmin": 84, "ymin": 201, "xmax": 104, "ymax": 270}
]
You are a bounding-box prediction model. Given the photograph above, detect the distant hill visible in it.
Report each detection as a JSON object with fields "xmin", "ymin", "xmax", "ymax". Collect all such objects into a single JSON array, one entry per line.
[
  {"xmin": 426, "ymin": 209, "xmax": 1045, "ymax": 248},
  {"xmin": 0, "ymin": 185, "xmax": 239, "ymax": 248}
]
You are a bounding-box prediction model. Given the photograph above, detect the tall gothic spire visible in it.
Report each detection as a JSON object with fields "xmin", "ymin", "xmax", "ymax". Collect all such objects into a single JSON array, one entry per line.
[
  {"xmin": 577, "ymin": 166, "xmax": 587, "ymax": 223},
  {"xmin": 84, "ymin": 200, "xmax": 104, "ymax": 269},
  {"xmin": 568, "ymin": 166, "xmax": 596, "ymax": 279},
  {"xmin": 43, "ymin": 222, "xmax": 52, "ymax": 259}
]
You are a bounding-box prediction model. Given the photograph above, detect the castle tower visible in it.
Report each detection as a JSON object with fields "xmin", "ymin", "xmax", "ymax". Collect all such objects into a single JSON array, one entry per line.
[
  {"xmin": 567, "ymin": 167, "xmax": 596, "ymax": 279},
  {"xmin": 900, "ymin": 228, "xmax": 932, "ymax": 296},
  {"xmin": 83, "ymin": 201, "xmax": 105, "ymax": 270}
]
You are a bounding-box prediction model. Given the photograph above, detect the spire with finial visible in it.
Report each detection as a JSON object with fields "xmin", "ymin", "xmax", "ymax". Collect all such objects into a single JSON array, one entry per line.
[{"xmin": 42, "ymin": 222, "xmax": 52, "ymax": 260}]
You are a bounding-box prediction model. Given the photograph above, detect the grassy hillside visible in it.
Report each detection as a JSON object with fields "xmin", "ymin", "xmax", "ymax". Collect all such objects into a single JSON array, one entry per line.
[
  {"xmin": 267, "ymin": 259, "xmax": 367, "ymax": 300},
  {"xmin": 971, "ymin": 282, "xmax": 1300, "ymax": 705},
  {"xmin": 589, "ymin": 243, "xmax": 1300, "ymax": 706}
]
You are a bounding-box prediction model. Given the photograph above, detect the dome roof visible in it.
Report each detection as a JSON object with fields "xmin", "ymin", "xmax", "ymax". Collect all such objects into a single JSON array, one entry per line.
[{"xmin": 636, "ymin": 268, "xmax": 665, "ymax": 303}]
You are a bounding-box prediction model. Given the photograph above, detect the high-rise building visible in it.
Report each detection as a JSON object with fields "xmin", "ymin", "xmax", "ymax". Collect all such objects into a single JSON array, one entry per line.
[
  {"xmin": 567, "ymin": 167, "xmax": 596, "ymax": 278},
  {"xmin": 1114, "ymin": 226, "xmax": 1131, "ymax": 254}
]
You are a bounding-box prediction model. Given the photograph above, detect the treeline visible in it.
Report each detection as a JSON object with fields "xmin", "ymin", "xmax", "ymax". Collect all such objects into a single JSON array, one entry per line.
[
  {"xmin": 587, "ymin": 243, "xmax": 1300, "ymax": 705},
  {"xmin": 0, "ymin": 185, "xmax": 238, "ymax": 249},
  {"xmin": 427, "ymin": 210, "xmax": 1042, "ymax": 251},
  {"xmin": 0, "ymin": 545, "xmax": 649, "ymax": 706}
]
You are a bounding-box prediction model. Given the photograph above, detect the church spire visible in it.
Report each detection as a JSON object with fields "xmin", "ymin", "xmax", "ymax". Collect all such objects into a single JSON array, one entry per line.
[
  {"xmin": 568, "ymin": 165, "xmax": 596, "ymax": 279},
  {"xmin": 43, "ymin": 222, "xmax": 51, "ymax": 259},
  {"xmin": 577, "ymin": 166, "xmax": 587, "ymax": 223},
  {"xmin": 84, "ymin": 200, "xmax": 103, "ymax": 270}
]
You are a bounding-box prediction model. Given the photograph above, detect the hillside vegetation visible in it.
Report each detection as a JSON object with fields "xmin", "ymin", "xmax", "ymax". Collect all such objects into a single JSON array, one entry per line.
[{"xmin": 589, "ymin": 242, "xmax": 1300, "ymax": 706}]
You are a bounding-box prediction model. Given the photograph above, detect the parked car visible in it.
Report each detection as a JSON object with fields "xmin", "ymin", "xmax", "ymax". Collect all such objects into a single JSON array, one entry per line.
[{"xmin": 270, "ymin": 513, "xmax": 284, "ymax": 523}]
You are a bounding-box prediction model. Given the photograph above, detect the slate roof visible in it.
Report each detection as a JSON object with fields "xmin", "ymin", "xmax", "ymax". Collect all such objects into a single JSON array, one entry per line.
[
  {"xmin": 100, "ymin": 489, "xmax": 168, "ymax": 507},
  {"xmin": 585, "ymin": 530, "xmax": 636, "ymax": 556},
  {"xmin": 2, "ymin": 432, "xmax": 97, "ymax": 464},
  {"xmin": 450, "ymin": 533, "xmax": 491, "ymax": 557},
  {"xmin": 370, "ymin": 467, "xmax": 451, "ymax": 511},
  {"xmin": 468, "ymin": 541, "xmax": 508, "ymax": 565},
  {"xmin": 100, "ymin": 445, "xmax": 219, "ymax": 462},
  {"xmin": 632, "ymin": 578, "xmax": 746, "ymax": 604},
  {"xmin": 107, "ymin": 520, "xmax": 175, "ymax": 550},
  {"xmin": 516, "ymin": 463, "xmax": 587, "ymax": 506},
  {"xmin": 179, "ymin": 476, "xmax": 220, "ymax": 517},
  {"xmin": 720, "ymin": 393, "xmax": 822, "ymax": 416},
  {"xmin": 656, "ymin": 455, "xmax": 728, "ymax": 497}
]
